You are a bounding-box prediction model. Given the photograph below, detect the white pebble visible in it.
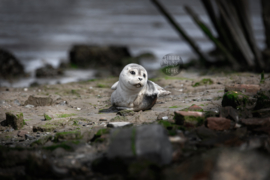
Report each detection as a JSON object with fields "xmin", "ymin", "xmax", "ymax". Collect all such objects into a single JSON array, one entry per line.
[
  {"xmin": 162, "ymin": 116, "xmax": 168, "ymax": 120},
  {"xmin": 24, "ymin": 88, "xmax": 28, "ymax": 91},
  {"xmin": 89, "ymin": 87, "xmax": 93, "ymax": 89},
  {"xmin": 179, "ymin": 89, "xmax": 183, "ymax": 92},
  {"xmin": 77, "ymin": 107, "xmax": 81, "ymax": 110}
]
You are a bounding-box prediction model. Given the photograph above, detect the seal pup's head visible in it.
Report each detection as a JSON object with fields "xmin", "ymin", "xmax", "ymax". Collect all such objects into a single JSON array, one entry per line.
[{"xmin": 119, "ymin": 63, "xmax": 148, "ymax": 91}]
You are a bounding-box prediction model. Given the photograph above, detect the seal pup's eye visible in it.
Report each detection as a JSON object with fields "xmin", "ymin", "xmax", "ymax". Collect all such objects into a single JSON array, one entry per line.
[
  {"xmin": 143, "ymin": 74, "xmax": 146, "ymax": 78},
  {"xmin": 130, "ymin": 71, "xmax": 135, "ymax": 75}
]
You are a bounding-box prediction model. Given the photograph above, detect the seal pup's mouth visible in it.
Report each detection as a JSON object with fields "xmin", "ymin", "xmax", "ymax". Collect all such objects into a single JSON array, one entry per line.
[{"xmin": 134, "ymin": 83, "xmax": 142, "ymax": 88}]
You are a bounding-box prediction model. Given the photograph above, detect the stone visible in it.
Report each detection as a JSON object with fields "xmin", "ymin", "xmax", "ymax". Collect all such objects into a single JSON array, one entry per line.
[
  {"xmin": 117, "ymin": 110, "xmax": 135, "ymax": 116},
  {"xmin": 54, "ymin": 98, "xmax": 68, "ymax": 106},
  {"xmin": 24, "ymin": 95, "xmax": 53, "ymax": 106},
  {"xmin": 0, "ymin": 48, "xmax": 25, "ymax": 79},
  {"xmin": 25, "ymin": 104, "xmax": 34, "ymax": 108},
  {"xmin": 240, "ymin": 117, "xmax": 270, "ymax": 127},
  {"xmin": 107, "ymin": 122, "xmax": 132, "ymax": 128},
  {"xmin": 35, "ymin": 64, "xmax": 63, "ymax": 78},
  {"xmin": 25, "ymin": 134, "xmax": 34, "ymax": 140},
  {"xmin": 225, "ymin": 84, "xmax": 260, "ymax": 95},
  {"xmin": 254, "ymin": 89, "xmax": 270, "ymax": 110},
  {"xmin": 13, "ymin": 99, "xmax": 21, "ymax": 106},
  {"xmin": 69, "ymin": 45, "xmax": 135, "ymax": 75},
  {"xmin": 5, "ymin": 112, "xmax": 24, "ymax": 130},
  {"xmin": 219, "ymin": 106, "xmax": 239, "ymax": 122},
  {"xmin": 206, "ymin": 117, "xmax": 232, "ymax": 130},
  {"xmin": 33, "ymin": 125, "xmax": 57, "ymax": 132},
  {"xmin": 222, "ymin": 91, "xmax": 256, "ymax": 109},
  {"xmin": 17, "ymin": 130, "xmax": 28, "ymax": 137},
  {"xmin": 108, "ymin": 124, "xmax": 172, "ymax": 165},
  {"xmin": 253, "ymin": 108, "xmax": 270, "ymax": 118},
  {"xmin": 174, "ymin": 111, "xmax": 204, "ymax": 126},
  {"xmin": 187, "ymin": 104, "xmax": 203, "ymax": 111},
  {"xmin": 99, "ymin": 118, "xmax": 107, "ymax": 121},
  {"xmin": 157, "ymin": 110, "xmax": 174, "ymax": 122},
  {"xmin": 44, "ymin": 113, "xmax": 53, "ymax": 120}
]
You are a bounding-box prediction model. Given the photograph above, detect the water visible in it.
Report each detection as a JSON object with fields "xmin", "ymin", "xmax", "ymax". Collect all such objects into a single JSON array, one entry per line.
[{"xmin": 0, "ymin": 0, "xmax": 265, "ymax": 87}]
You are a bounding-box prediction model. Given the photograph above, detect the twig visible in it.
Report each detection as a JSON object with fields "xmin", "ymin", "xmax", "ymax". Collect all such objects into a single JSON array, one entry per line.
[{"xmin": 151, "ymin": 0, "xmax": 209, "ymax": 64}]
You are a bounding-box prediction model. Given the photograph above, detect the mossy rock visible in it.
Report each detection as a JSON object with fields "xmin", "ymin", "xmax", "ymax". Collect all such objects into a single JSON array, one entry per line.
[
  {"xmin": 33, "ymin": 124, "xmax": 57, "ymax": 132},
  {"xmin": 54, "ymin": 130, "xmax": 82, "ymax": 142},
  {"xmin": 91, "ymin": 128, "xmax": 110, "ymax": 143},
  {"xmin": 254, "ymin": 89, "xmax": 270, "ymax": 110},
  {"xmin": 110, "ymin": 115, "xmax": 128, "ymax": 122},
  {"xmin": 193, "ymin": 78, "xmax": 213, "ymax": 87},
  {"xmin": 157, "ymin": 120, "xmax": 185, "ymax": 136},
  {"xmin": 44, "ymin": 113, "xmax": 52, "ymax": 120},
  {"xmin": 117, "ymin": 110, "xmax": 135, "ymax": 116},
  {"xmin": 5, "ymin": 112, "xmax": 24, "ymax": 130},
  {"xmin": 222, "ymin": 91, "xmax": 255, "ymax": 109},
  {"xmin": 30, "ymin": 136, "xmax": 52, "ymax": 147}
]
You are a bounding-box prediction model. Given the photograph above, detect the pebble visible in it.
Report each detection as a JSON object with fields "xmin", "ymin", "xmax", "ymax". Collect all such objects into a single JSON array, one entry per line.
[
  {"xmin": 25, "ymin": 134, "xmax": 34, "ymax": 140},
  {"xmin": 99, "ymin": 118, "xmax": 107, "ymax": 121},
  {"xmin": 13, "ymin": 99, "xmax": 20, "ymax": 106},
  {"xmin": 77, "ymin": 107, "xmax": 81, "ymax": 110},
  {"xmin": 162, "ymin": 116, "xmax": 168, "ymax": 120},
  {"xmin": 107, "ymin": 122, "xmax": 132, "ymax": 128},
  {"xmin": 25, "ymin": 104, "xmax": 34, "ymax": 108},
  {"xmin": 24, "ymin": 88, "xmax": 28, "ymax": 91}
]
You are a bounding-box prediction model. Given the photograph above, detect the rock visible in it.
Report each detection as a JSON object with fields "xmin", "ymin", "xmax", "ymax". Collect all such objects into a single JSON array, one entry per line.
[
  {"xmin": 110, "ymin": 115, "xmax": 128, "ymax": 122},
  {"xmin": 54, "ymin": 98, "xmax": 68, "ymax": 106},
  {"xmin": 99, "ymin": 118, "xmax": 107, "ymax": 121},
  {"xmin": 0, "ymin": 48, "xmax": 25, "ymax": 79},
  {"xmin": 240, "ymin": 117, "xmax": 270, "ymax": 127},
  {"xmin": 108, "ymin": 124, "xmax": 172, "ymax": 165},
  {"xmin": 5, "ymin": 112, "xmax": 25, "ymax": 130},
  {"xmin": 225, "ymin": 84, "xmax": 260, "ymax": 95},
  {"xmin": 164, "ymin": 149, "xmax": 270, "ymax": 180},
  {"xmin": 25, "ymin": 104, "xmax": 34, "ymax": 108},
  {"xmin": 25, "ymin": 134, "xmax": 34, "ymax": 140},
  {"xmin": 222, "ymin": 91, "xmax": 256, "ymax": 109},
  {"xmin": 17, "ymin": 130, "xmax": 28, "ymax": 137},
  {"xmin": 69, "ymin": 45, "xmax": 136, "ymax": 75},
  {"xmin": 117, "ymin": 110, "xmax": 135, "ymax": 116},
  {"xmin": 253, "ymin": 108, "xmax": 270, "ymax": 118},
  {"xmin": 35, "ymin": 64, "xmax": 63, "ymax": 78},
  {"xmin": 13, "ymin": 99, "xmax": 20, "ymax": 106},
  {"xmin": 107, "ymin": 122, "xmax": 132, "ymax": 128},
  {"xmin": 187, "ymin": 104, "xmax": 203, "ymax": 111},
  {"xmin": 44, "ymin": 113, "xmax": 53, "ymax": 120},
  {"xmin": 33, "ymin": 125, "xmax": 56, "ymax": 132},
  {"xmin": 174, "ymin": 111, "xmax": 204, "ymax": 126},
  {"xmin": 254, "ymin": 89, "xmax": 270, "ymax": 110},
  {"xmin": 54, "ymin": 131, "xmax": 82, "ymax": 142},
  {"xmin": 24, "ymin": 95, "xmax": 53, "ymax": 106},
  {"xmin": 206, "ymin": 117, "xmax": 232, "ymax": 130},
  {"xmin": 219, "ymin": 106, "xmax": 239, "ymax": 122},
  {"xmin": 157, "ymin": 110, "xmax": 174, "ymax": 122}
]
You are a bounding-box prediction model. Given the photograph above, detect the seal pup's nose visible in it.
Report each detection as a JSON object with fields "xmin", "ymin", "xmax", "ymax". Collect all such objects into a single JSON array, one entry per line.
[{"xmin": 138, "ymin": 77, "xmax": 142, "ymax": 81}]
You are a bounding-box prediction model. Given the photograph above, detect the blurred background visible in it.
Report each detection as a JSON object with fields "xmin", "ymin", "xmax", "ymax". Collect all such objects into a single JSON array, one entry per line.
[{"xmin": 0, "ymin": 0, "xmax": 265, "ymax": 87}]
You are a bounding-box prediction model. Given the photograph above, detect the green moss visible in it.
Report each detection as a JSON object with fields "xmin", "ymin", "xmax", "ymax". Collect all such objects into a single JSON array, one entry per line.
[
  {"xmin": 88, "ymin": 79, "xmax": 96, "ymax": 82},
  {"xmin": 56, "ymin": 113, "xmax": 76, "ymax": 118},
  {"xmin": 184, "ymin": 116, "xmax": 205, "ymax": 126},
  {"xmin": 54, "ymin": 131, "xmax": 82, "ymax": 142},
  {"xmin": 193, "ymin": 78, "xmax": 214, "ymax": 87},
  {"xmin": 71, "ymin": 89, "xmax": 80, "ymax": 97},
  {"xmin": 16, "ymin": 113, "xmax": 23, "ymax": 119},
  {"xmin": 110, "ymin": 115, "xmax": 127, "ymax": 122},
  {"xmin": 158, "ymin": 120, "xmax": 185, "ymax": 136},
  {"xmin": 222, "ymin": 91, "xmax": 250, "ymax": 109},
  {"xmin": 44, "ymin": 114, "xmax": 52, "ymax": 120},
  {"xmin": 73, "ymin": 120, "xmax": 79, "ymax": 126},
  {"xmin": 96, "ymin": 84, "xmax": 109, "ymax": 88},
  {"xmin": 169, "ymin": 105, "xmax": 182, "ymax": 108},
  {"xmin": 30, "ymin": 136, "xmax": 52, "ymax": 146},
  {"xmin": 24, "ymin": 119, "xmax": 32, "ymax": 121},
  {"xmin": 96, "ymin": 129, "xmax": 110, "ymax": 136},
  {"xmin": 260, "ymin": 71, "xmax": 265, "ymax": 84}
]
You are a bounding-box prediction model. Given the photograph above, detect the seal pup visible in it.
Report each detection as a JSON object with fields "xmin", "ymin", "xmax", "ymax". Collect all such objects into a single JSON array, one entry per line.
[{"xmin": 111, "ymin": 63, "xmax": 170, "ymax": 111}]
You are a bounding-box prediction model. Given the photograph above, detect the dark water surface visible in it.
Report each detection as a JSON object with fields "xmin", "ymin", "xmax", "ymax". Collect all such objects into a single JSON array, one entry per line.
[{"xmin": 0, "ymin": 0, "xmax": 265, "ymax": 87}]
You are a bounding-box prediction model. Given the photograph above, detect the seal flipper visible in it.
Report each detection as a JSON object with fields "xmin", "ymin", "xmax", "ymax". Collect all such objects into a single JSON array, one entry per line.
[
  {"xmin": 147, "ymin": 80, "xmax": 171, "ymax": 97},
  {"xmin": 111, "ymin": 81, "xmax": 119, "ymax": 90}
]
